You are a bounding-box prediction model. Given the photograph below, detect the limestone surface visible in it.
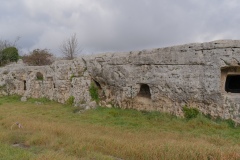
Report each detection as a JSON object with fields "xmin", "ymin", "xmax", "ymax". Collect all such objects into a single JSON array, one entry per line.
[{"xmin": 0, "ymin": 40, "xmax": 240, "ymax": 123}]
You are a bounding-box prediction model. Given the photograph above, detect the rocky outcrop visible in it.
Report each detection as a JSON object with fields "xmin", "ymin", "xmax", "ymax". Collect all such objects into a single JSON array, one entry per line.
[
  {"xmin": 1, "ymin": 40, "xmax": 240, "ymax": 123},
  {"xmin": 0, "ymin": 59, "xmax": 91, "ymax": 105}
]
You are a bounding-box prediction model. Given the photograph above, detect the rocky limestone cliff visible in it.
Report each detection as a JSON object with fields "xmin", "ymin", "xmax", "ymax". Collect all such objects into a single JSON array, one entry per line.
[{"xmin": 1, "ymin": 40, "xmax": 240, "ymax": 123}]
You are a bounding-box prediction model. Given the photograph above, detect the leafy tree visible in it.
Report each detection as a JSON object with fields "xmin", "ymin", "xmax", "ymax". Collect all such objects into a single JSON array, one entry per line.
[
  {"xmin": 0, "ymin": 37, "xmax": 20, "ymax": 66},
  {"xmin": 22, "ymin": 49, "xmax": 54, "ymax": 66},
  {"xmin": 59, "ymin": 33, "xmax": 82, "ymax": 60},
  {"xmin": 0, "ymin": 47, "xmax": 19, "ymax": 66},
  {"xmin": 2, "ymin": 47, "xmax": 19, "ymax": 62}
]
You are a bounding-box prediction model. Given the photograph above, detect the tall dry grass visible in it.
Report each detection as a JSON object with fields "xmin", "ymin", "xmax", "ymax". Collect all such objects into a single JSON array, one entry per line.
[{"xmin": 0, "ymin": 96, "xmax": 239, "ymax": 159}]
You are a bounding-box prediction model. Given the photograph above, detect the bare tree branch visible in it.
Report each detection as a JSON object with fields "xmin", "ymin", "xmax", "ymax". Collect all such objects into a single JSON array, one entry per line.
[
  {"xmin": 0, "ymin": 37, "xmax": 20, "ymax": 52},
  {"xmin": 0, "ymin": 40, "xmax": 11, "ymax": 51},
  {"xmin": 59, "ymin": 33, "xmax": 82, "ymax": 60},
  {"xmin": 22, "ymin": 49, "xmax": 54, "ymax": 66}
]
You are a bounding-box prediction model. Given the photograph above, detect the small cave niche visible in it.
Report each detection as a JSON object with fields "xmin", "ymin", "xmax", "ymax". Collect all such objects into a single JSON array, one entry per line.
[
  {"xmin": 225, "ymin": 75, "xmax": 240, "ymax": 93},
  {"xmin": 93, "ymin": 79, "xmax": 102, "ymax": 90},
  {"xmin": 53, "ymin": 83, "xmax": 56, "ymax": 88},
  {"xmin": 137, "ymin": 84, "xmax": 151, "ymax": 98},
  {"xmin": 36, "ymin": 72, "xmax": 43, "ymax": 80},
  {"xmin": 23, "ymin": 80, "xmax": 26, "ymax": 90},
  {"xmin": 91, "ymin": 79, "xmax": 106, "ymax": 100}
]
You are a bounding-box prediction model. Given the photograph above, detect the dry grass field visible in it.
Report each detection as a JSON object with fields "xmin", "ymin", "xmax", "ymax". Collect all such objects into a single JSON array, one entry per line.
[{"xmin": 0, "ymin": 95, "xmax": 239, "ymax": 160}]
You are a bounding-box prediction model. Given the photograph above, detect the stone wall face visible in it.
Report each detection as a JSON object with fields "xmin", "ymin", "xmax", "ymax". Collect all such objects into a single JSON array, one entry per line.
[
  {"xmin": 0, "ymin": 59, "xmax": 91, "ymax": 105},
  {"xmin": 0, "ymin": 40, "xmax": 240, "ymax": 122}
]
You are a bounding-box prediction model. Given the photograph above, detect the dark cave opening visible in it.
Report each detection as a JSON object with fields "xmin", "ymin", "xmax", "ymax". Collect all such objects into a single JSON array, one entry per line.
[
  {"xmin": 93, "ymin": 80, "xmax": 102, "ymax": 89},
  {"xmin": 137, "ymin": 84, "xmax": 151, "ymax": 98},
  {"xmin": 24, "ymin": 80, "xmax": 26, "ymax": 90},
  {"xmin": 225, "ymin": 75, "xmax": 240, "ymax": 93}
]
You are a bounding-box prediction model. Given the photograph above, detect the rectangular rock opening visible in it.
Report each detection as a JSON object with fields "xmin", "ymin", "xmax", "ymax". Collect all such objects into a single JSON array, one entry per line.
[
  {"xmin": 221, "ymin": 67, "xmax": 240, "ymax": 93},
  {"xmin": 24, "ymin": 80, "xmax": 26, "ymax": 90},
  {"xmin": 225, "ymin": 75, "xmax": 240, "ymax": 93},
  {"xmin": 137, "ymin": 84, "xmax": 151, "ymax": 98}
]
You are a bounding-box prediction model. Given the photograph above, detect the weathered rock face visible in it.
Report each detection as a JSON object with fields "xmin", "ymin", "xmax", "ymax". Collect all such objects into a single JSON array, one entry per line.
[
  {"xmin": 0, "ymin": 40, "xmax": 240, "ymax": 123},
  {"xmin": 0, "ymin": 59, "xmax": 91, "ymax": 105}
]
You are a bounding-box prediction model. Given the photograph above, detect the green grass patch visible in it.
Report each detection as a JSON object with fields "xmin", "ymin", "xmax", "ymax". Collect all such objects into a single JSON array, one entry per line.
[
  {"xmin": 27, "ymin": 97, "xmax": 52, "ymax": 104},
  {"xmin": 0, "ymin": 95, "xmax": 21, "ymax": 103},
  {"xmin": 0, "ymin": 142, "xmax": 34, "ymax": 160}
]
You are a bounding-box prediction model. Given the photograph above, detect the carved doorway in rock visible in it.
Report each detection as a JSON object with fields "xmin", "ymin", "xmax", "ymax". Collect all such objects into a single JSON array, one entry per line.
[
  {"xmin": 221, "ymin": 67, "xmax": 240, "ymax": 93},
  {"xmin": 225, "ymin": 75, "xmax": 240, "ymax": 93},
  {"xmin": 132, "ymin": 84, "xmax": 153, "ymax": 110},
  {"xmin": 92, "ymin": 79, "xmax": 106, "ymax": 101},
  {"xmin": 137, "ymin": 84, "xmax": 151, "ymax": 98},
  {"xmin": 23, "ymin": 80, "xmax": 26, "ymax": 90}
]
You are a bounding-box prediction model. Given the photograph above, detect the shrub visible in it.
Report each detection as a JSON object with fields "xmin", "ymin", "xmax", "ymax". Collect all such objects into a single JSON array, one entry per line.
[
  {"xmin": 183, "ymin": 106, "xmax": 199, "ymax": 120},
  {"xmin": 89, "ymin": 82, "xmax": 99, "ymax": 102},
  {"xmin": 22, "ymin": 49, "xmax": 53, "ymax": 66}
]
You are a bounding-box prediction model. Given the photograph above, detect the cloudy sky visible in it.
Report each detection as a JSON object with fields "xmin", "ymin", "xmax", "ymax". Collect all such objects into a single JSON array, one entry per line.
[{"xmin": 0, "ymin": 0, "xmax": 240, "ymax": 56}]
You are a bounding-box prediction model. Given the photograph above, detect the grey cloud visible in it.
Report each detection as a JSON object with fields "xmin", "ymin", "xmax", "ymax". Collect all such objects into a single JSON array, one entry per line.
[{"xmin": 1, "ymin": 0, "xmax": 240, "ymax": 56}]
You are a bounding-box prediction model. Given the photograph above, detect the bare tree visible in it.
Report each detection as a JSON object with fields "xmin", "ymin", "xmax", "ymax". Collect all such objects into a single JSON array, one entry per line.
[
  {"xmin": 0, "ymin": 40, "xmax": 11, "ymax": 52},
  {"xmin": 22, "ymin": 49, "xmax": 53, "ymax": 66},
  {"xmin": 0, "ymin": 37, "xmax": 20, "ymax": 51},
  {"xmin": 59, "ymin": 33, "xmax": 82, "ymax": 60}
]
